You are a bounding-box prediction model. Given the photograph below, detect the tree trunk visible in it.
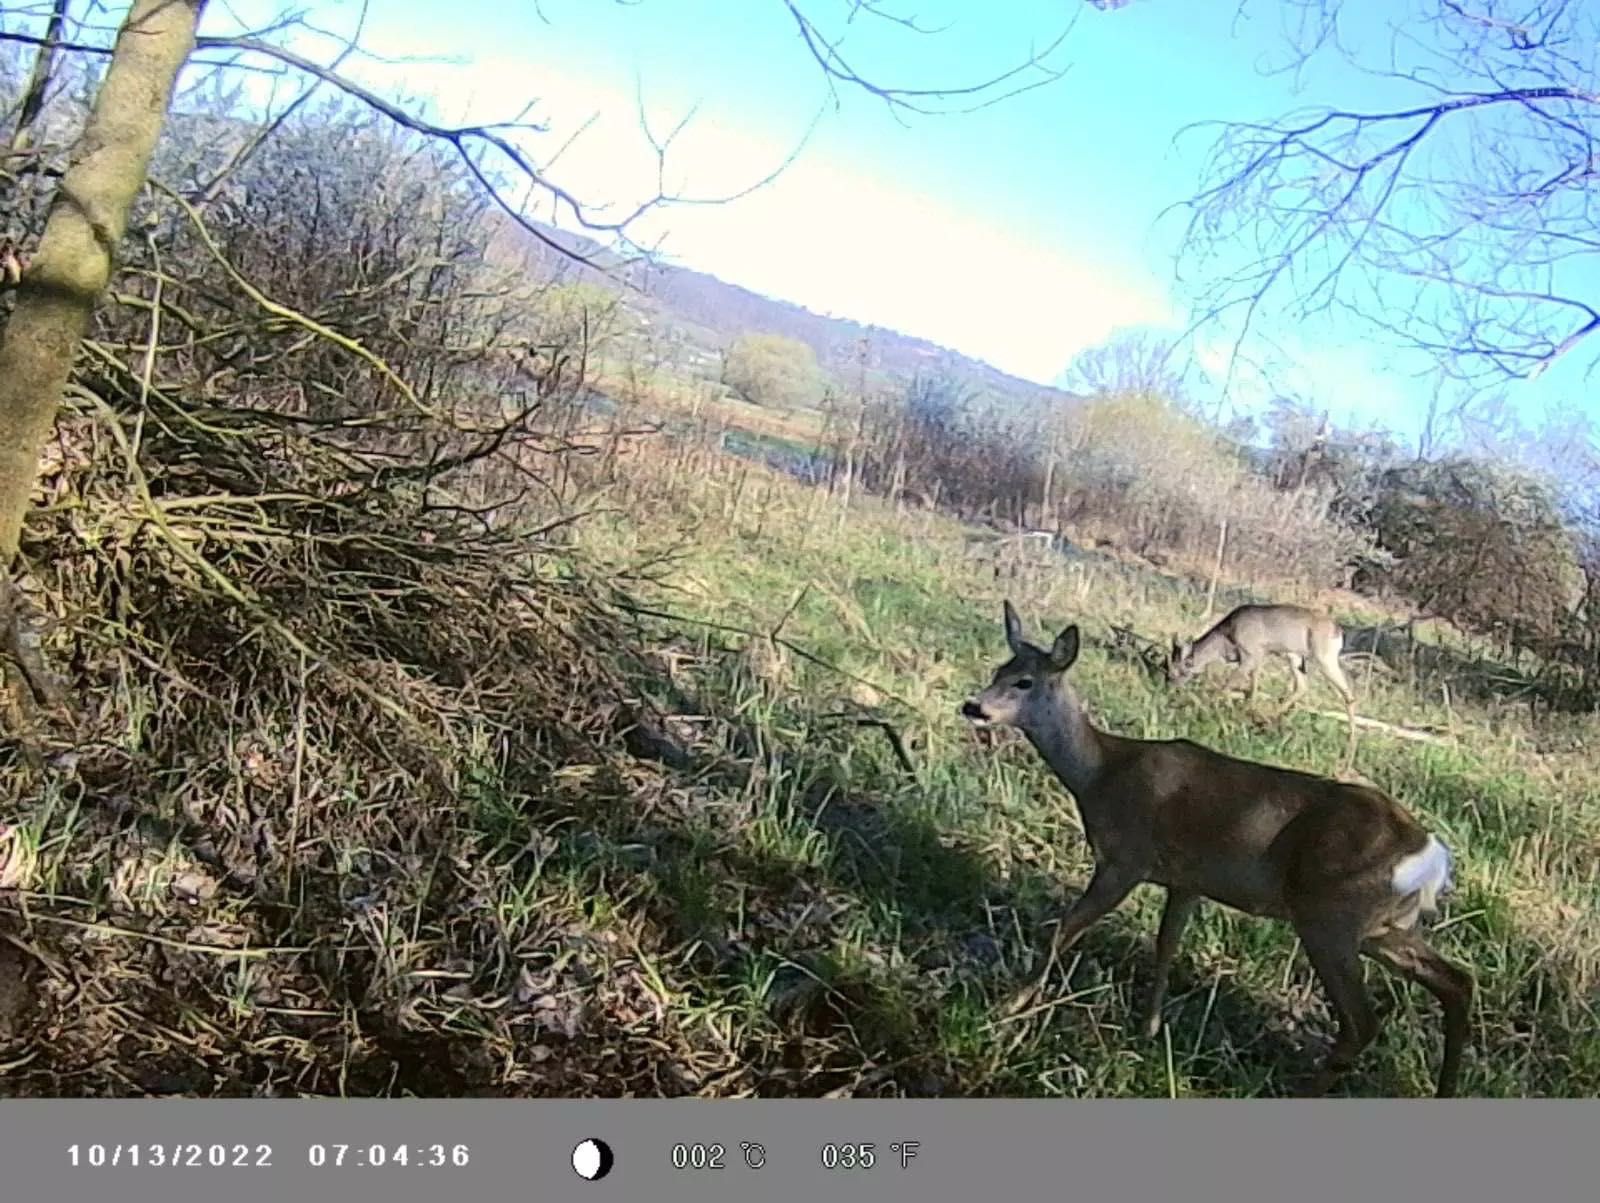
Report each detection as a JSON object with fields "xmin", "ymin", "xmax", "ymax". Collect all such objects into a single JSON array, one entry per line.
[{"xmin": 0, "ymin": 0, "xmax": 206, "ymax": 565}]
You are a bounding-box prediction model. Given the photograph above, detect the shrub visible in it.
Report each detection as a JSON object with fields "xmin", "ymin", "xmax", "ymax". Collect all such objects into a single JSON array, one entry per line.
[{"xmin": 721, "ymin": 332, "xmax": 825, "ymax": 410}]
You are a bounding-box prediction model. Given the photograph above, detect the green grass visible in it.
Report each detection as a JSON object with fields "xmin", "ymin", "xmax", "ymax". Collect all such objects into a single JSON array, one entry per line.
[
  {"xmin": 5, "ymin": 417, "xmax": 1596, "ymax": 1098},
  {"xmin": 543, "ymin": 442, "xmax": 1600, "ymax": 1098}
]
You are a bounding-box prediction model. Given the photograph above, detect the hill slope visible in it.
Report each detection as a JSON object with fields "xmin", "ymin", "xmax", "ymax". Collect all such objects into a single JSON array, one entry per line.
[{"xmin": 504, "ymin": 217, "xmax": 1081, "ymax": 408}]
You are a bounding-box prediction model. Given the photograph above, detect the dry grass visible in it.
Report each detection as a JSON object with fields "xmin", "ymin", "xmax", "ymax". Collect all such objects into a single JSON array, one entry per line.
[{"xmin": 2, "ymin": 398, "xmax": 1597, "ymax": 1099}]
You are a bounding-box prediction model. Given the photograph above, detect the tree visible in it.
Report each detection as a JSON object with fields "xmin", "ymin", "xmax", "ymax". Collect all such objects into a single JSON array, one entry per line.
[
  {"xmin": 1368, "ymin": 456, "xmax": 1583, "ymax": 653},
  {"xmin": 0, "ymin": 0, "xmax": 202, "ymax": 714},
  {"xmin": 721, "ymin": 332, "xmax": 825, "ymax": 410},
  {"xmin": 1258, "ymin": 396, "xmax": 1405, "ymax": 527},
  {"xmin": 1177, "ymin": 1, "xmax": 1600, "ymax": 395},
  {"xmin": 0, "ymin": 1, "xmax": 1108, "ymax": 714},
  {"xmin": 0, "ymin": 2, "xmax": 201, "ymax": 560},
  {"xmin": 1062, "ymin": 325, "xmax": 1188, "ymax": 400}
]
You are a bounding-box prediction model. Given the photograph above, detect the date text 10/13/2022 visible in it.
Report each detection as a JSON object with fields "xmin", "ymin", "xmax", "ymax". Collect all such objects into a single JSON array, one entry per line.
[{"xmin": 66, "ymin": 1144, "xmax": 472, "ymax": 1169}]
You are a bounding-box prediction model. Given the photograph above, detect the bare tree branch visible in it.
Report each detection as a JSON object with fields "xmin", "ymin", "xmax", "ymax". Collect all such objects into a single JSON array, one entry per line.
[
  {"xmin": 5, "ymin": 0, "xmax": 69, "ymax": 155},
  {"xmin": 3, "ymin": 1, "xmax": 1095, "ymax": 278},
  {"xmin": 1182, "ymin": 0, "xmax": 1600, "ymax": 396},
  {"xmin": 191, "ymin": 0, "xmax": 370, "ymax": 205},
  {"xmin": 780, "ymin": 0, "xmax": 1082, "ymax": 121},
  {"xmin": 1063, "ymin": 325, "xmax": 1191, "ymax": 400}
]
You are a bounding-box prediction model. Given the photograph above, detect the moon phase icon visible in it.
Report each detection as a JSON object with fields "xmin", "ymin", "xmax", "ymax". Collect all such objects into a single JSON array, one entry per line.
[{"xmin": 572, "ymin": 1138, "xmax": 615, "ymax": 1181}]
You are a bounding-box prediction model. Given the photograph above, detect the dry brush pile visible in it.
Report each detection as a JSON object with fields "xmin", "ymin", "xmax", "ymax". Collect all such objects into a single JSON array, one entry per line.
[{"xmin": 0, "ymin": 97, "xmax": 750, "ymax": 1095}]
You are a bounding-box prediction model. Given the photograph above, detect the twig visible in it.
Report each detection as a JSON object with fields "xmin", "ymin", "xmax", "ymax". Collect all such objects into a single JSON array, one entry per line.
[
  {"xmin": 0, "ymin": 906, "xmax": 316, "ymax": 959},
  {"xmin": 149, "ymin": 179, "xmax": 432, "ymax": 419},
  {"xmin": 77, "ymin": 388, "xmax": 442, "ymax": 747},
  {"xmin": 608, "ymin": 596, "xmax": 914, "ymax": 711},
  {"xmin": 815, "ymin": 711, "xmax": 917, "ymax": 778},
  {"xmin": 770, "ymin": 583, "xmax": 811, "ymax": 641}
]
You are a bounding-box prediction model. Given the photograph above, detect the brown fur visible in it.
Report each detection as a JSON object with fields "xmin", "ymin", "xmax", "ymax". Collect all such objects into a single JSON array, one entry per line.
[
  {"xmin": 1168, "ymin": 603, "xmax": 1359, "ymax": 771},
  {"xmin": 963, "ymin": 601, "xmax": 1473, "ymax": 1097}
]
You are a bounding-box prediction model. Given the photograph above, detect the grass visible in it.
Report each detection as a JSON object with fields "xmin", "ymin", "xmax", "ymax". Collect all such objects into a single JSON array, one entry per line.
[
  {"xmin": 2, "ymin": 407, "xmax": 1597, "ymax": 1098},
  {"xmin": 557, "ymin": 435, "xmax": 1600, "ymax": 1098}
]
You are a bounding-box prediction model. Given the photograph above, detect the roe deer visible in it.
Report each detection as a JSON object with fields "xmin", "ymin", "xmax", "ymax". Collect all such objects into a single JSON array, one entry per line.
[
  {"xmin": 961, "ymin": 601, "xmax": 1472, "ymax": 1097},
  {"xmin": 1168, "ymin": 603, "xmax": 1358, "ymax": 770}
]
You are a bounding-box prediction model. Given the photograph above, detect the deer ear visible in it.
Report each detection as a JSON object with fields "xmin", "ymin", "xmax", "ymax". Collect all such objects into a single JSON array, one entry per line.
[
  {"xmin": 1050, "ymin": 625, "xmax": 1080, "ymax": 670},
  {"xmin": 1003, "ymin": 599, "xmax": 1025, "ymax": 654}
]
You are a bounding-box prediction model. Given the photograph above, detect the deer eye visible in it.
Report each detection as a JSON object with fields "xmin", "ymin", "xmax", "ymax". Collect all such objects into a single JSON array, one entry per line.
[{"xmin": 1013, "ymin": 677, "xmax": 1034, "ymax": 691}]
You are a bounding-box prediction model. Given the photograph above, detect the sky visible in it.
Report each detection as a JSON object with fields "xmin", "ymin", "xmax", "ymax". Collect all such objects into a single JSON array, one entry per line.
[{"xmin": 161, "ymin": 1, "xmax": 1597, "ymax": 449}]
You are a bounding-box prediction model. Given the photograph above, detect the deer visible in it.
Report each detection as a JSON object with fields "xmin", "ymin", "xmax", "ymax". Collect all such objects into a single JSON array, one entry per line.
[
  {"xmin": 961, "ymin": 601, "xmax": 1472, "ymax": 1097},
  {"xmin": 1167, "ymin": 603, "xmax": 1359, "ymax": 771}
]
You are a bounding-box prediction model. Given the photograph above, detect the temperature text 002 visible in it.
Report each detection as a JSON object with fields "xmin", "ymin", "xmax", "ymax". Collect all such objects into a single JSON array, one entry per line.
[{"xmin": 671, "ymin": 1143, "xmax": 726, "ymax": 1170}]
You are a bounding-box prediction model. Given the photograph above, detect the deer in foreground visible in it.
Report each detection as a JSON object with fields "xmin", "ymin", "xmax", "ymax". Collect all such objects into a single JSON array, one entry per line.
[
  {"xmin": 1167, "ymin": 603, "xmax": 1358, "ymax": 771},
  {"xmin": 962, "ymin": 602, "xmax": 1472, "ymax": 1097}
]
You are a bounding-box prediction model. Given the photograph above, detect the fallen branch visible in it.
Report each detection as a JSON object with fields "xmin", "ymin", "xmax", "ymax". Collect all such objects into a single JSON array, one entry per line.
[{"xmin": 1306, "ymin": 709, "xmax": 1452, "ymax": 745}]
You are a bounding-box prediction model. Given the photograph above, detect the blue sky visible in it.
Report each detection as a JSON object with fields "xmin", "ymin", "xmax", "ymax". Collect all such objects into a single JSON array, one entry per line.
[{"xmin": 185, "ymin": 0, "xmax": 1589, "ymax": 451}]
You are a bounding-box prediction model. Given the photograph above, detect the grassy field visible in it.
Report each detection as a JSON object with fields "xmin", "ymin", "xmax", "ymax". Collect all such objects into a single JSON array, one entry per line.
[
  {"xmin": 3, "ymin": 406, "xmax": 1597, "ymax": 1098},
  {"xmin": 554, "ymin": 430, "xmax": 1600, "ymax": 1098}
]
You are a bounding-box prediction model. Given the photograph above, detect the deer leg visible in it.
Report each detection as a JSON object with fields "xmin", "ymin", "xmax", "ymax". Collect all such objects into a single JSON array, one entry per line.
[
  {"xmin": 1317, "ymin": 653, "xmax": 1359, "ymax": 772},
  {"xmin": 1139, "ymin": 889, "xmax": 1200, "ymax": 1038},
  {"xmin": 1361, "ymin": 928, "xmax": 1473, "ymax": 1098},
  {"xmin": 1010, "ymin": 861, "xmax": 1143, "ymax": 1014},
  {"xmin": 1049, "ymin": 862, "xmax": 1145, "ymax": 959},
  {"xmin": 1288, "ymin": 655, "xmax": 1308, "ymax": 699},
  {"xmin": 1294, "ymin": 923, "xmax": 1379, "ymax": 1097},
  {"xmin": 1239, "ymin": 650, "xmax": 1261, "ymax": 704},
  {"xmin": 1274, "ymin": 654, "xmax": 1308, "ymax": 720},
  {"xmin": 1339, "ymin": 704, "xmax": 1358, "ymax": 774}
]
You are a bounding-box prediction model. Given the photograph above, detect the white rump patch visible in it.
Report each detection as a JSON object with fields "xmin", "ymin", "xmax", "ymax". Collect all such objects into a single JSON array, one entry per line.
[{"xmin": 1390, "ymin": 833, "xmax": 1453, "ymax": 925}]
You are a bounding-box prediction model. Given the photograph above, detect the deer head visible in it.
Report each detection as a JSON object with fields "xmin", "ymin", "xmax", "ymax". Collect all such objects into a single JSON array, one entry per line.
[
  {"xmin": 960, "ymin": 600, "xmax": 1080, "ymax": 732},
  {"xmin": 1165, "ymin": 635, "xmax": 1195, "ymax": 685}
]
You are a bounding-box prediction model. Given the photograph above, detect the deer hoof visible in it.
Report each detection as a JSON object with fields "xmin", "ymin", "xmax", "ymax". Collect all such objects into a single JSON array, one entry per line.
[{"xmin": 1139, "ymin": 1010, "xmax": 1164, "ymax": 1039}]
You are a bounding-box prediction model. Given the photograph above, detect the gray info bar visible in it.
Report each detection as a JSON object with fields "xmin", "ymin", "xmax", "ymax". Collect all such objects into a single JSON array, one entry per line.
[{"xmin": 0, "ymin": 1098, "xmax": 1592, "ymax": 1203}]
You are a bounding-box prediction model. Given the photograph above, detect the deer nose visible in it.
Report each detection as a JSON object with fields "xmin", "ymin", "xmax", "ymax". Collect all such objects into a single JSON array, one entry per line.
[{"xmin": 960, "ymin": 700, "xmax": 985, "ymax": 720}]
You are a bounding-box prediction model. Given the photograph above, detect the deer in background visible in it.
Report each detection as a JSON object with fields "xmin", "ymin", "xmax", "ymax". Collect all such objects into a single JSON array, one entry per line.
[
  {"xmin": 1167, "ymin": 603, "xmax": 1358, "ymax": 771},
  {"xmin": 962, "ymin": 602, "xmax": 1472, "ymax": 1097}
]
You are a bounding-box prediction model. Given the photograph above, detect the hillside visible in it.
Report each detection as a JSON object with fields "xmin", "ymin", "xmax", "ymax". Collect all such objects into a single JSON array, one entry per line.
[{"xmin": 502, "ymin": 216, "xmax": 1084, "ymax": 409}]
